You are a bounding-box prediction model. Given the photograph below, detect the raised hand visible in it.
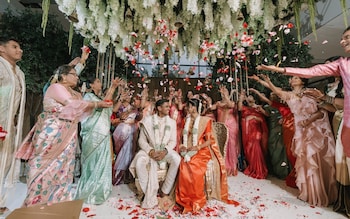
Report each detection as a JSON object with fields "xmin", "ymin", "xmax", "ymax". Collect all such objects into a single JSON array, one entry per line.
[
  {"xmin": 141, "ymin": 86, "xmax": 149, "ymax": 97},
  {"xmin": 256, "ymin": 64, "xmax": 283, "ymax": 73},
  {"xmin": 248, "ymin": 74, "xmax": 260, "ymax": 81},
  {"xmin": 249, "ymin": 88, "xmax": 259, "ymax": 94},
  {"xmin": 239, "ymin": 90, "xmax": 246, "ymax": 101},
  {"xmin": 260, "ymin": 74, "xmax": 271, "ymax": 82}
]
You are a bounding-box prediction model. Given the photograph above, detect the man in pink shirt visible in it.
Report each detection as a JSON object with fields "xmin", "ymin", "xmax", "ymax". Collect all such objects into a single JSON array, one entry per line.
[{"xmin": 256, "ymin": 26, "xmax": 350, "ymax": 158}]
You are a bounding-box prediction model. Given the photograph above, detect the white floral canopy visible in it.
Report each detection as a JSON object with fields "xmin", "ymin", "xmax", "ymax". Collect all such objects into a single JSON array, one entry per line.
[{"xmin": 50, "ymin": 0, "xmax": 345, "ymax": 63}]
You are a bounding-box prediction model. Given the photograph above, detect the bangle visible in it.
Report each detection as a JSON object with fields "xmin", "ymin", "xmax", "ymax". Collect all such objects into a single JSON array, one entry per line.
[
  {"xmin": 94, "ymin": 102, "xmax": 98, "ymax": 108},
  {"xmin": 325, "ymin": 95, "xmax": 334, "ymax": 104}
]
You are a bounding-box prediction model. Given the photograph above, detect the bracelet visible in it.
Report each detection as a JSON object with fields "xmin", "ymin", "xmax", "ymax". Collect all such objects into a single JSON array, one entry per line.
[
  {"xmin": 325, "ymin": 95, "xmax": 334, "ymax": 104},
  {"xmin": 94, "ymin": 102, "xmax": 98, "ymax": 108}
]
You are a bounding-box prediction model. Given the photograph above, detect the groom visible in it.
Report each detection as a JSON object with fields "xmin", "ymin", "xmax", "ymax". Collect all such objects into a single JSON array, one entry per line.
[{"xmin": 129, "ymin": 99, "xmax": 180, "ymax": 209}]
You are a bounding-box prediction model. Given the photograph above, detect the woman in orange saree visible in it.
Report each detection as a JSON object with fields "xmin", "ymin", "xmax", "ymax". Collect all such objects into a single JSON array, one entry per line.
[{"xmin": 175, "ymin": 98, "xmax": 239, "ymax": 214}]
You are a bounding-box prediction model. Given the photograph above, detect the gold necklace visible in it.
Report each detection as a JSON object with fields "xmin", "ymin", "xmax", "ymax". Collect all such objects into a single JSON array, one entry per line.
[{"xmin": 293, "ymin": 88, "xmax": 305, "ymax": 98}]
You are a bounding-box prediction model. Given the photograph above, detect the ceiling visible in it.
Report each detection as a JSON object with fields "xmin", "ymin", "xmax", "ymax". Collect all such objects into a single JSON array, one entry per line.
[{"xmin": 303, "ymin": 11, "xmax": 349, "ymax": 64}]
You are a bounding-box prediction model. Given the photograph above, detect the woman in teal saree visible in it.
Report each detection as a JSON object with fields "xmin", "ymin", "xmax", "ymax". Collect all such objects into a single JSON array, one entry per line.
[{"xmin": 75, "ymin": 77, "xmax": 121, "ymax": 204}]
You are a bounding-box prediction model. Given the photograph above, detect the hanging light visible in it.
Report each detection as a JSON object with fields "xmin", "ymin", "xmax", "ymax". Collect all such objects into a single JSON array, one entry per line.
[
  {"xmin": 237, "ymin": 11, "xmax": 244, "ymax": 21},
  {"xmin": 125, "ymin": 8, "xmax": 133, "ymax": 19},
  {"xmin": 68, "ymin": 10, "xmax": 79, "ymax": 23},
  {"xmin": 174, "ymin": 21, "xmax": 183, "ymax": 28},
  {"xmin": 205, "ymin": 33, "xmax": 210, "ymax": 40},
  {"xmin": 114, "ymin": 36, "xmax": 120, "ymax": 44}
]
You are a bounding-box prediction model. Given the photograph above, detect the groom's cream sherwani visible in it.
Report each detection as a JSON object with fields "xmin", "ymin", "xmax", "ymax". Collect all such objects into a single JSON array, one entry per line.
[{"xmin": 129, "ymin": 114, "xmax": 180, "ymax": 208}]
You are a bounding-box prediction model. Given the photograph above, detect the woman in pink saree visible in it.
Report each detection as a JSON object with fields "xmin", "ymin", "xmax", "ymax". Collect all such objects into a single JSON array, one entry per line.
[
  {"xmin": 257, "ymin": 74, "xmax": 337, "ymax": 206},
  {"xmin": 16, "ymin": 65, "xmax": 112, "ymax": 207},
  {"xmin": 212, "ymin": 86, "xmax": 240, "ymax": 176}
]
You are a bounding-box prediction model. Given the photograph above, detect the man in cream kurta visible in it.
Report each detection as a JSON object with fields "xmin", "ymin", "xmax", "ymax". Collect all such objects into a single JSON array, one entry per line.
[
  {"xmin": 129, "ymin": 99, "xmax": 180, "ymax": 209},
  {"xmin": 0, "ymin": 37, "xmax": 26, "ymax": 211}
]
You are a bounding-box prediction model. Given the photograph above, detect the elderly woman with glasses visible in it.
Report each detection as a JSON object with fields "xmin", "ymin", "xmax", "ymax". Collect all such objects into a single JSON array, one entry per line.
[{"xmin": 16, "ymin": 64, "xmax": 113, "ymax": 207}]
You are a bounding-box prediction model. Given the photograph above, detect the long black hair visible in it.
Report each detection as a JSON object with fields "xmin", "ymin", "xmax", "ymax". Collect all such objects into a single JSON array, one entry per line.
[{"xmin": 187, "ymin": 98, "xmax": 202, "ymax": 113}]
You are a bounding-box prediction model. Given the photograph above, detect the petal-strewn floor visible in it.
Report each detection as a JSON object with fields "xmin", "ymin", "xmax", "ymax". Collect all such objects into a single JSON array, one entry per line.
[{"xmin": 3, "ymin": 172, "xmax": 348, "ymax": 219}]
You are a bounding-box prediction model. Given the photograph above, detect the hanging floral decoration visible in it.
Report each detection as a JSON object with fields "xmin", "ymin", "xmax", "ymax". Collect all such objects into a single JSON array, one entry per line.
[{"xmin": 47, "ymin": 0, "xmax": 344, "ymax": 64}]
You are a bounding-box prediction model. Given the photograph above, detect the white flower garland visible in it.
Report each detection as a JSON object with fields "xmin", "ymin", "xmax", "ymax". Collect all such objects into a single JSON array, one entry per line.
[
  {"xmin": 152, "ymin": 114, "xmax": 171, "ymax": 167},
  {"xmin": 181, "ymin": 115, "xmax": 200, "ymax": 162}
]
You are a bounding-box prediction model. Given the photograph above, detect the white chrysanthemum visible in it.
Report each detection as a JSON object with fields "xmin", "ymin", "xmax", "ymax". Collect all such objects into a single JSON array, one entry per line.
[
  {"xmin": 204, "ymin": 1, "xmax": 214, "ymax": 30},
  {"xmin": 96, "ymin": 8, "xmax": 107, "ymax": 36},
  {"xmin": 248, "ymin": 0, "xmax": 263, "ymax": 18},
  {"xmin": 117, "ymin": 2, "xmax": 126, "ymax": 21},
  {"xmin": 109, "ymin": 0, "xmax": 120, "ymax": 12},
  {"xmin": 122, "ymin": 35, "xmax": 132, "ymax": 49},
  {"xmin": 60, "ymin": 0, "xmax": 77, "ymax": 15},
  {"xmin": 56, "ymin": 0, "xmax": 67, "ymax": 15},
  {"xmin": 108, "ymin": 13, "xmax": 122, "ymax": 41},
  {"xmin": 143, "ymin": 0, "xmax": 157, "ymax": 8},
  {"xmin": 187, "ymin": 0, "xmax": 199, "ymax": 15},
  {"xmin": 263, "ymin": 0, "xmax": 276, "ymax": 31},
  {"xmin": 88, "ymin": 0, "xmax": 100, "ymax": 19},
  {"xmin": 97, "ymin": 34, "xmax": 110, "ymax": 53},
  {"xmin": 227, "ymin": 0, "xmax": 241, "ymax": 12},
  {"xmin": 151, "ymin": 4, "xmax": 161, "ymax": 22},
  {"xmin": 169, "ymin": 0, "xmax": 180, "ymax": 7},
  {"xmin": 113, "ymin": 43, "xmax": 126, "ymax": 59},
  {"xmin": 75, "ymin": 0, "xmax": 91, "ymax": 29},
  {"xmin": 127, "ymin": 0, "xmax": 138, "ymax": 10},
  {"xmin": 142, "ymin": 16, "xmax": 153, "ymax": 31},
  {"xmin": 221, "ymin": 6, "xmax": 233, "ymax": 31}
]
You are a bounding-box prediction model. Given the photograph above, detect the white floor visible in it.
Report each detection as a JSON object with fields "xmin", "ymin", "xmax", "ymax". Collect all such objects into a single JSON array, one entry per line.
[{"xmin": 3, "ymin": 172, "xmax": 348, "ymax": 219}]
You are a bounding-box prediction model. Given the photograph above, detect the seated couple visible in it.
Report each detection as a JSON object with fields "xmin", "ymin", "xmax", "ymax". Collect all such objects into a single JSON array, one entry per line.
[{"xmin": 129, "ymin": 98, "xmax": 239, "ymax": 213}]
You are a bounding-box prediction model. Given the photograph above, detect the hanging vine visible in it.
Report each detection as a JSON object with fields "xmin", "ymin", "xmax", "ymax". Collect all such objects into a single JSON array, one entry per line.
[{"xmin": 41, "ymin": 0, "xmax": 50, "ymax": 36}]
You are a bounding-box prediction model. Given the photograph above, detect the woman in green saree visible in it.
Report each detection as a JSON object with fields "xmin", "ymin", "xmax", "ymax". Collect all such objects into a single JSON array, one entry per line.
[{"xmin": 75, "ymin": 76, "xmax": 121, "ymax": 204}]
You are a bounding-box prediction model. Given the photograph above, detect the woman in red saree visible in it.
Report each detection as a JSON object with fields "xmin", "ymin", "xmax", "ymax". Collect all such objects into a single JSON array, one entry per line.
[
  {"xmin": 176, "ymin": 98, "xmax": 239, "ymax": 214},
  {"xmin": 169, "ymin": 88, "xmax": 185, "ymax": 152},
  {"xmin": 238, "ymin": 90, "xmax": 269, "ymax": 179}
]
